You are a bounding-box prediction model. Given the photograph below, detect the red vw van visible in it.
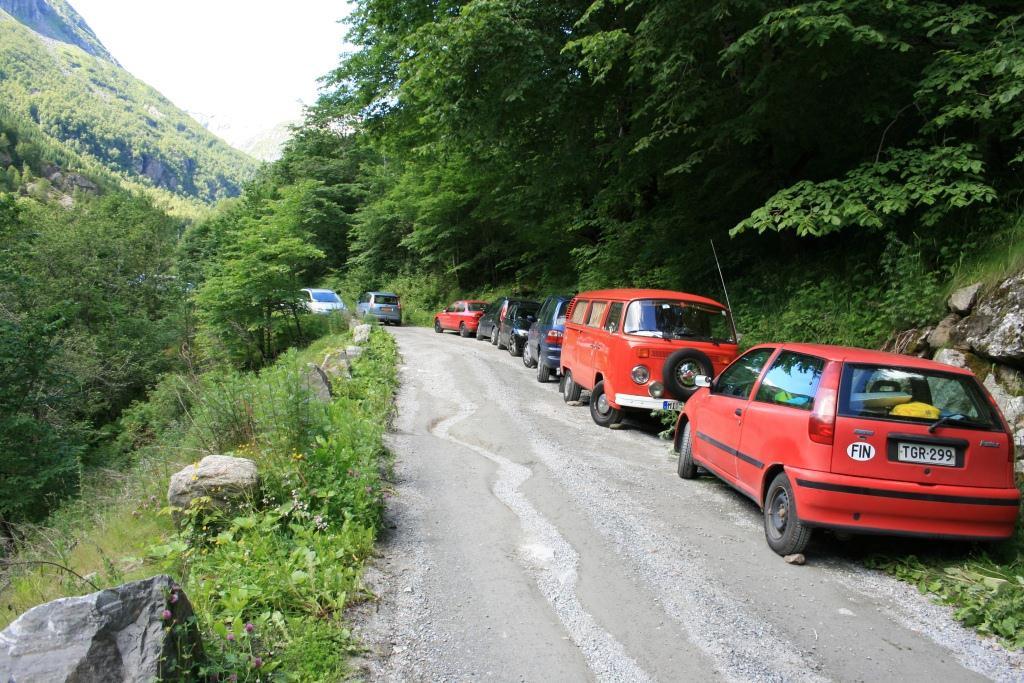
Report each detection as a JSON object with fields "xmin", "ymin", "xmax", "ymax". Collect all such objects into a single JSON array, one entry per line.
[
  {"xmin": 675, "ymin": 343, "xmax": 1020, "ymax": 555},
  {"xmin": 560, "ymin": 289, "xmax": 739, "ymax": 427}
]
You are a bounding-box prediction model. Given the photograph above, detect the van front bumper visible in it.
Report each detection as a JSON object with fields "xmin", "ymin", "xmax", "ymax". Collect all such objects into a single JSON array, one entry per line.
[
  {"xmin": 614, "ymin": 393, "xmax": 681, "ymax": 411},
  {"xmin": 789, "ymin": 466, "xmax": 1020, "ymax": 540}
]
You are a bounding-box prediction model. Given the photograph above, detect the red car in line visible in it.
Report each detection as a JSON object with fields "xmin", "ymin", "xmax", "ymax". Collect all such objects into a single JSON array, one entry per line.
[
  {"xmin": 434, "ymin": 300, "xmax": 489, "ymax": 337},
  {"xmin": 560, "ymin": 289, "xmax": 739, "ymax": 427},
  {"xmin": 674, "ymin": 343, "xmax": 1020, "ymax": 555}
]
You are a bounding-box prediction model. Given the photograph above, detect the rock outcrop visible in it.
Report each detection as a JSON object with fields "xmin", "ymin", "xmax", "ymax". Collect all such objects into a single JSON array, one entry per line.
[
  {"xmin": 353, "ymin": 324, "xmax": 372, "ymax": 345},
  {"xmin": 0, "ymin": 575, "xmax": 201, "ymax": 682},
  {"xmin": 167, "ymin": 454, "xmax": 259, "ymax": 514},
  {"xmin": 924, "ymin": 276, "xmax": 1024, "ymax": 460},
  {"xmin": 304, "ymin": 363, "xmax": 333, "ymax": 401}
]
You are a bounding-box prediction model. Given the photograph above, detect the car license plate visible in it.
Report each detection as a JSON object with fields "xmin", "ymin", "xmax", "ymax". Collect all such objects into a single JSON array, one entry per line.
[
  {"xmin": 381, "ymin": 307, "xmax": 393, "ymax": 312},
  {"xmin": 896, "ymin": 442, "xmax": 957, "ymax": 467},
  {"xmin": 661, "ymin": 400, "xmax": 680, "ymax": 411}
]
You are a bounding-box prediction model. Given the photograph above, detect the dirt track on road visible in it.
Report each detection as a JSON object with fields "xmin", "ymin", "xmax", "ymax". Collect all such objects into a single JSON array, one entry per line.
[{"xmin": 352, "ymin": 326, "xmax": 1024, "ymax": 682}]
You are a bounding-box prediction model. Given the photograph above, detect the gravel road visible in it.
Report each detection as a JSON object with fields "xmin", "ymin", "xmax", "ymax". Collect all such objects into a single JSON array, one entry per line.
[{"xmin": 351, "ymin": 326, "xmax": 1024, "ymax": 682}]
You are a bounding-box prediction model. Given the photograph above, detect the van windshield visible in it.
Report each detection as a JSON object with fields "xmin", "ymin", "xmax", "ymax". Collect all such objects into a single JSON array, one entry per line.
[
  {"xmin": 838, "ymin": 364, "xmax": 1000, "ymax": 430},
  {"xmin": 623, "ymin": 300, "xmax": 735, "ymax": 343}
]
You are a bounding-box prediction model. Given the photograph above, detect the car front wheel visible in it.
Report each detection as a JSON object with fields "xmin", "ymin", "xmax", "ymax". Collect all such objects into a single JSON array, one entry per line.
[
  {"xmin": 434, "ymin": 319, "xmax": 443, "ymax": 333},
  {"xmin": 763, "ymin": 472, "xmax": 812, "ymax": 556},
  {"xmin": 676, "ymin": 422, "xmax": 697, "ymax": 479}
]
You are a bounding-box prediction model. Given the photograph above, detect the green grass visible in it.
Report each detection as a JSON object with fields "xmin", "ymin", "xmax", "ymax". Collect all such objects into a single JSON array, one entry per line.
[{"xmin": 0, "ymin": 330, "xmax": 398, "ymax": 680}]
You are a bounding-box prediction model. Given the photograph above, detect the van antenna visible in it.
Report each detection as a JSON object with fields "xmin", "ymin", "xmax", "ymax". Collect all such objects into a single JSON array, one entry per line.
[{"xmin": 710, "ymin": 239, "xmax": 738, "ymax": 336}]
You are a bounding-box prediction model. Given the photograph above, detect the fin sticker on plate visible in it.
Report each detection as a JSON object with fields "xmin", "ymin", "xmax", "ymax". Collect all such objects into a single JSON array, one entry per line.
[{"xmin": 847, "ymin": 442, "xmax": 876, "ymax": 461}]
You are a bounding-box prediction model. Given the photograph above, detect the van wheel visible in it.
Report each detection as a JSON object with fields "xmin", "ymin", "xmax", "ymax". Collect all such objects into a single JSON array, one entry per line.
[
  {"xmin": 676, "ymin": 422, "xmax": 697, "ymax": 479},
  {"xmin": 589, "ymin": 381, "xmax": 623, "ymax": 427},
  {"xmin": 562, "ymin": 371, "xmax": 582, "ymax": 403},
  {"xmin": 459, "ymin": 322, "xmax": 469, "ymax": 338},
  {"xmin": 763, "ymin": 472, "xmax": 812, "ymax": 556},
  {"xmin": 663, "ymin": 350, "xmax": 712, "ymax": 400},
  {"xmin": 434, "ymin": 319, "xmax": 443, "ymax": 333},
  {"xmin": 491, "ymin": 328, "xmax": 499, "ymax": 346},
  {"xmin": 537, "ymin": 362, "xmax": 552, "ymax": 383},
  {"xmin": 476, "ymin": 327, "xmax": 487, "ymax": 340}
]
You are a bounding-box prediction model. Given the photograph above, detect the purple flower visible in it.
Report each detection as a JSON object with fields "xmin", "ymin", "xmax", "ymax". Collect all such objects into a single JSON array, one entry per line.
[
  {"xmin": 228, "ymin": 675, "xmax": 238, "ymax": 682},
  {"xmin": 245, "ymin": 622, "xmax": 254, "ymax": 633},
  {"xmin": 161, "ymin": 609, "xmax": 172, "ymax": 621},
  {"xmin": 226, "ymin": 633, "xmax": 236, "ymax": 642},
  {"xmin": 169, "ymin": 592, "xmax": 179, "ymax": 604},
  {"xmin": 252, "ymin": 656, "xmax": 263, "ymax": 669}
]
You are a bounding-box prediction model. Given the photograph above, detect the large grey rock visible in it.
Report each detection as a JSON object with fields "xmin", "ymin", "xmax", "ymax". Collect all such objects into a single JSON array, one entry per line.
[
  {"xmin": 957, "ymin": 274, "xmax": 1024, "ymax": 366},
  {"xmin": 926, "ymin": 314, "xmax": 961, "ymax": 351},
  {"xmin": 933, "ymin": 348, "xmax": 968, "ymax": 369},
  {"xmin": 353, "ymin": 324, "xmax": 372, "ymax": 345},
  {"xmin": 167, "ymin": 454, "xmax": 259, "ymax": 512},
  {"xmin": 0, "ymin": 575, "xmax": 202, "ymax": 682},
  {"xmin": 303, "ymin": 363, "xmax": 333, "ymax": 401},
  {"xmin": 948, "ymin": 282, "xmax": 983, "ymax": 315},
  {"xmin": 321, "ymin": 350, "xmax": 352, "ymax": 380},
  {"xmin": 345, "ymin": 345, "xmax": 364, "ymax": 358},
  {"xmin": 985, "ymin": 374, "xmax": 1024, "ymax": 434}
]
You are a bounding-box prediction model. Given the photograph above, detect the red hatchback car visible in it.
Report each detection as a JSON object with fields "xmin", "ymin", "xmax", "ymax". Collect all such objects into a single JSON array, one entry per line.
[
  {"xmin": 674, "ymin": 343, "xmax": 1020, "ymax": 555},
  {"xmin": 434, "ymin": 300, "xmax": 488, "ymax": 337},
  {"xmin": 561, "ymin": 289, "xmax": 739, "ymax": 427}
]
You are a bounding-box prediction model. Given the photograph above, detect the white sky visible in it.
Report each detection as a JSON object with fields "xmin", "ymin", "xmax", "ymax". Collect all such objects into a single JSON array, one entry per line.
[{"xmin": 71, "ymin": 1, "xmax": 354, "ymax": 148}]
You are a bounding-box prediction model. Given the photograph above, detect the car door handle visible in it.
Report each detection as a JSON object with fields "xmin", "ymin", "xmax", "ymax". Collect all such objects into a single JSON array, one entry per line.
[{"xmin": 734, "ymin": 408, "xmax": 743, "ymax": 416}]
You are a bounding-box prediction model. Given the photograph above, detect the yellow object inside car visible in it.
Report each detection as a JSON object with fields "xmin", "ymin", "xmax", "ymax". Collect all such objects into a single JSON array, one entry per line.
[{"xmin": 890, "ymin": 401, "xmax": 941, "ymax": 419}]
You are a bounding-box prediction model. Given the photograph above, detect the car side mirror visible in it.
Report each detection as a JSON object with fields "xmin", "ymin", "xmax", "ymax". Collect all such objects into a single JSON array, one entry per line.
[{"xmin": 694, "ymin": 375, "xmax": 712, "ymax": 388}]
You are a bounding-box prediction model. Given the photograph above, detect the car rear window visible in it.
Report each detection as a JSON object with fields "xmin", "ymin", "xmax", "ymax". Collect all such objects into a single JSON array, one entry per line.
[
  {"xmin": 838, "ymin": 364, "xmax": 1000, "ymax": 430},
  {"xmin": 586, "ymin": 301, "xmax": 607, "ymax": 327},
  {"xmin": 570, "ymin": 300, "xmax": 589, "ymax": 324},
  {"xmin": 310, "ymin": 291, "xmax": 341, "ymax": 303},
  {"xmin": 375, "ymin": 295, "xmax": 399, "ymax": 305},
  {"xmin": 754, "ymin": 352, "xmax": 825, "ymax": 411}
]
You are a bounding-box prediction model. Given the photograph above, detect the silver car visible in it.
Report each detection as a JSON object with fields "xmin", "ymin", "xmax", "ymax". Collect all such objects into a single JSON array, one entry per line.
[
  {"xmin": 301, "ymin": 288, "xmax": 348, "ymax": 314},
  {"xmin": 357, "ymin": 291, "xmax": 402, "ymax": 325}
]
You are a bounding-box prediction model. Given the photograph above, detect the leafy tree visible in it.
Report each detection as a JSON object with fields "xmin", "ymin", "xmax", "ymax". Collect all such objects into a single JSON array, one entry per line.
[{"xmin": 195, "ymin": 181, "xmax": 325, "ymax": 367}]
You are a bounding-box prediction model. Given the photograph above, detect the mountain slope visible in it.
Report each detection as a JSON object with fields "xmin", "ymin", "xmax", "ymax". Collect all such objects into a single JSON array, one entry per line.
[
  {"xmin": 0, "ymin": 2, "xmax": 259, "ymax": 201},
  {"xmin": 0, "ymin": 0, "xmax": 114, "ymax": 63}
]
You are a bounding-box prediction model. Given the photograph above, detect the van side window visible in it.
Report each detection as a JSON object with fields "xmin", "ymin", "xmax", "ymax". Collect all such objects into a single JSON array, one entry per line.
[
  {"xmin": 604, "ymin": 302, "xmax": 624, "ymax": 333},
  {"xmin": 712, "ymin": 348, "xmax": 775, "ymax": 399},
  {"xmin": 586, "ymin": 301, "xmax": 607, "ymax": 327},
  {"xmin": 754, "ymin": 351, "xmax": 825, "ymax": 410},
  {"xmin": 570, "ymin": 300, "xmax": 589, "ymax": 324}
]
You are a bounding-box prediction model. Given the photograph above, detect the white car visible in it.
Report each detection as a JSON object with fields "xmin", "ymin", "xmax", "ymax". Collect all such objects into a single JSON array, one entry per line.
[{"xmin": 301, "ymin": 288, "xmax": 347, "ymax": 314}]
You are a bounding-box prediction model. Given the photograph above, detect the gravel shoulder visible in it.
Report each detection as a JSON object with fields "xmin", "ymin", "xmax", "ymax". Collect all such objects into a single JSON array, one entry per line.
[{"xmin": 351, "ymin": 326, "xmax": 1024, "ymax": 682}]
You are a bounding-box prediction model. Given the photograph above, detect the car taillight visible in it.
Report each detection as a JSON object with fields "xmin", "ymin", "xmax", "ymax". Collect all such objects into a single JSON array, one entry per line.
[
  {"xmin": 545, "ymin": 330, "xmax": 563, "ymax": 344},
  {"xmin": 808, "ymin": 362, "xmax": 841, "ymax": 445}
]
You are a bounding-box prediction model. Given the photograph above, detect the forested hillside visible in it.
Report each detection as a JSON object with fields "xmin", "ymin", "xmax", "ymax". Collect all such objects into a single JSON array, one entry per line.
[
  {"xmin": 224, "ymin": 0, "xmax": 1022, "ymax": 350},
  {"xmin": 0, "ymin": 1, "xmax": 258, "ymax": 201}
]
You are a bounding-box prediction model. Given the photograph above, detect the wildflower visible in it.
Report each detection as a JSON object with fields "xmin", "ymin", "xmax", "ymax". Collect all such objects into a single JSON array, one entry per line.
[
  {"xmin": 227, "ymin": 633, "xmax": 235, "ymax": 642},
  {"xmin": 228, "ymin": 675, "xmax": 238, "ymax": 682},
  {"xmin": 161, "ymin": 609, "xmax": 172, "ymax": 621},
  {"xmin": 169, "ymin": 592, "xmax": 179, "ymax": 604},
  {"xmin": 252, "ymin": 656, "xmax": 263, "ymax": 669},
  {"xmin": 365, "ymin": 486, "xmax": 373, "ymax": 494},
  {"xmin": 245, "ymin": 622, "xmax": 255, "ymax": 633}
]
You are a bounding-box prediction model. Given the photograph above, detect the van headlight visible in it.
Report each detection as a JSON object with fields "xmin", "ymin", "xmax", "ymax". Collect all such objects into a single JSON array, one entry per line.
[
  {"xmin": 631, "ymin": 365, "xmax": 650, "ymax": 385},
  {"xmin": 648, "ymin": 382, "xmax": 665, "ymax": 398}
]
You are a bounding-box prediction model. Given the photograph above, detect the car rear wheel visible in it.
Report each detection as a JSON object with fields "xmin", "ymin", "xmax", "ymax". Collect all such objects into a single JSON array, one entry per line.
[
  {"xmin": 663, "ymin": 350, "xmax": 713, "ymax": 401},
  {"xmin": 537, "ymin": 361, "xmax": 552, "ymax": 383},
  {"xmin": 562, "ymin": 371, "xmax": 582, "ymax": 403},
  {"xmin": 459, "ymin": 322, "xmax": 469, "ymax": 338},
  {"xmin": 509, "ymin": 336, "xmax": 522, "ymax": 356},
  {"xmin": 763, "ymin": 472, "xmax": 812, "ymax": 556},
  {"xmin": 434, "ymin": 319, "xmax": 443, "ymax": 333},
  {"xmin": 675, "ymin": 422, "xmax": 697, "ymax": 479},
  {"xmin": 589, "ymin": 381, "xmax": 623, "ymax": 427}
]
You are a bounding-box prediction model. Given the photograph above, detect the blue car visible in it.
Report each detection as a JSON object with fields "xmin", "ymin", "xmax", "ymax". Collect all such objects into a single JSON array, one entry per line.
[
  {"xmin": 356, "ymin": 291, "xmax": 402, "ymax": 325},
  {"xmin": 522, "ymin": 294, "xmax": 572, "ymax": 382}
]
